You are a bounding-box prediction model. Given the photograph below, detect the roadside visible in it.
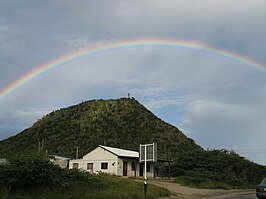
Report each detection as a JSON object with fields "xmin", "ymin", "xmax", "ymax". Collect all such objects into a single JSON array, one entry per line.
[{"xmin": 146, "ymin": 179, "xmax": 255, "ymax": 199}]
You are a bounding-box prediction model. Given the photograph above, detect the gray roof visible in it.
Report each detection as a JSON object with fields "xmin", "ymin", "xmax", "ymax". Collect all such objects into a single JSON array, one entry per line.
[
  {"xmin": 99, "ymin": 145, "xmax": 139, "ymax": 158},
  {"xmin": 49, "ymin": 154, "xmax": 72, "ymax": 160}
]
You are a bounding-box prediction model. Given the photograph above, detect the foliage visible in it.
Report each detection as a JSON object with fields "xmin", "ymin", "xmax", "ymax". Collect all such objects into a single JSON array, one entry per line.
[
  {"xmin": 175, "ymin": 176, "xmax": 233, "ymax": 189},
  {"xmin": 0, "ymin": 155, "xmax": 102, "ymax": 193},
  {"xmin": 0, "ymin": 156, "xmax": 170, "ymax": 199},
  {"xmin": 172, "ymin": 149, "xmax": 266, "ymax": 189}
]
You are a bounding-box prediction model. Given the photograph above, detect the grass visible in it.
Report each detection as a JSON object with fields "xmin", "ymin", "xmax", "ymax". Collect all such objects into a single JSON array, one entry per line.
[
  {"xmin": 175, "ymin": 176, "xmax": 254, "ymax": 190},
  {"xmin": 0, "ymin": 176, "xmax": 170, "ymax": 199}
]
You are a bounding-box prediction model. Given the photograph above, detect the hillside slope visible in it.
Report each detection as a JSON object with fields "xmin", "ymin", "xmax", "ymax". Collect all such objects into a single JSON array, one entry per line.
[
  {"xmin": 0, "ymin": 98, "xmax": 201, "ymax": 158},
  {"xmin": 1, "ymin": 98, "xmax": 265, "ymax": 188}
]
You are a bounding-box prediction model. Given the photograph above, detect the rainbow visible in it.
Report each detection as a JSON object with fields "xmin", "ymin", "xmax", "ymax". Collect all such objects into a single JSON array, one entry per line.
[{"xmin": 0, "ymin": 38, "xmax": 265, "ymax": 100}]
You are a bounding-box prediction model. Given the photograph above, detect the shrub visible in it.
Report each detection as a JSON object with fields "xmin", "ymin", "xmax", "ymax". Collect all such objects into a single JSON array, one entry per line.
[{"xmin": 0, "ymin": 155, "xmax": 102, "ymax": 193}]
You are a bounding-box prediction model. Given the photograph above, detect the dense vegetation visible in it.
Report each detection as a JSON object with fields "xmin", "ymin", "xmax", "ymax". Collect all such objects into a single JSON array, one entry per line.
[
  {"xmin": 173, "ymin": 149, "xmax": 266, "ymax": 189},
  {"xmin": 0, "ymin": 98, "xmax": 200, "ymax": 159},
  {"xmin": 0, "ymin": 98, "xmax": 265, "ymax": 189},
  {"xmin": 0, "ymin": 155, "xmax": 170, "ymax": 199}
]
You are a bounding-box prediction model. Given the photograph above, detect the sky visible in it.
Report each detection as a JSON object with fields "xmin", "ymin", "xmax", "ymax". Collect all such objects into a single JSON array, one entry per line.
[{"xmin": 1, "ymin": 0, "xmax": 266, "ymax": 165}]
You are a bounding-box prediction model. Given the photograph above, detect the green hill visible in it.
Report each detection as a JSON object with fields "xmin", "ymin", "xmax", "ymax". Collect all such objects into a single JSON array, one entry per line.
[
  {"xmin": 0, "ymin": 97, "xmax": 265, "ymax": 188},
  {"xmin": 0, "ymin": 98, "xmax": 200, "ymax": 158}
]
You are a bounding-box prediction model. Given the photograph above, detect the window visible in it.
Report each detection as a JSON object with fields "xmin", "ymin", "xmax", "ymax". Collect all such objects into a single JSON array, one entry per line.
[
  {"xmin": 73, "ymin": 163, "xmax": 79, "ymax": 169},
  {"xmin": 101, "ymin": 162, "xmax": 108, "ymax": 170},
  {"xmin": 87, "ymin": 163, "xmax": 93, "ymax": 170}
]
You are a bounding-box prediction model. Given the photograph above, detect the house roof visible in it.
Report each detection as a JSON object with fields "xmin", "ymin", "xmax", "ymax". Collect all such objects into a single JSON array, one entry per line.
[
  {"xmin": 99, "ymin": 145, "xmax": 139, "ymax": 158},
  {"xmin": 49, "ymin": 154, "xmax": 72, "ymax": 160}
]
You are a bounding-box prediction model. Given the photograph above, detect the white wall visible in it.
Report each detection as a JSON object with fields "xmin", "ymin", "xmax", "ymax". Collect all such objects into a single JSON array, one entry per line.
[{"xmin": 69, "ymin": 147, "xmax": 118, "ymax": 175}]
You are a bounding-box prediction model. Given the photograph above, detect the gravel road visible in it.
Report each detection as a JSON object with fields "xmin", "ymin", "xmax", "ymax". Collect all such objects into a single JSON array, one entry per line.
[{"xmin": 147, "ymin": 179, "xmax": 255, "ymax": 199}]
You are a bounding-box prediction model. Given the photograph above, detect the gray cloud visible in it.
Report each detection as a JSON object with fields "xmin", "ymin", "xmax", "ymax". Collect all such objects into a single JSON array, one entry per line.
[{"xmin": 1, "ymin": 0, "xmax": 266, "ymax": 164}]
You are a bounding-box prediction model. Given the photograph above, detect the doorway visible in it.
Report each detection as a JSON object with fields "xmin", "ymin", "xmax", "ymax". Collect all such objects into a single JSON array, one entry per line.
[
  {"xmin": 123, "ymin": 161, "xmax": 128, "ymax": 176},
  {"xmin": 139, "ymin": 163, "xmax": 144, "ymax": 176}
]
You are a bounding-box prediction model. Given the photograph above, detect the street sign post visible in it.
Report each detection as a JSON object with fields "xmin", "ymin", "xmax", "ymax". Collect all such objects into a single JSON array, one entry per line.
[{"xmin": 139, "ymin": 143, "xmax": 157, "ymax": 198}]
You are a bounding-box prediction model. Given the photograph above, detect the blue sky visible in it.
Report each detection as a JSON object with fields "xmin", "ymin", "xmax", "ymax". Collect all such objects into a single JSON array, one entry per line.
[{"xmin": 1, "ymin": 0, "xmax": 266, "ymax": 165}]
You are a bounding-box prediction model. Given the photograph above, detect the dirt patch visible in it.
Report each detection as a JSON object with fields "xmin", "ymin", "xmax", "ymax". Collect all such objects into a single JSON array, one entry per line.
[{"xmin": 146, "ymin": 179, "xmax": 254, "ymax": 199}]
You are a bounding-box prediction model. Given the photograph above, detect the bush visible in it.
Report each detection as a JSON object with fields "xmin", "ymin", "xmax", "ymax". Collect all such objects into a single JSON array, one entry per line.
[
  {"xmin": 0, "ymin": 155, "xmax": 102, "ymax": 193},
  {"xmin": 0, "ymin": 155, "xmax": 60, "ymax": 191},
  {"xmin": 175, "ymin": 176, "xmax": 232, "ymax": 189}
]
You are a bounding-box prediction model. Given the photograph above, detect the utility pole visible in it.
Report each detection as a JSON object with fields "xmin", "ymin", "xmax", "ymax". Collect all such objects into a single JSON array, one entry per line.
[{"xmin": 76, "ymin": 147, "xmax": 80, "ymax": 159}]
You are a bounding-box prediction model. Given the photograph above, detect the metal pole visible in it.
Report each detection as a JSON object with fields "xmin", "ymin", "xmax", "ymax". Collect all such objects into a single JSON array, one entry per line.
[
  {"xmin": 144, "ymin": 145, "xmax": 147, "ymax": 198},
  {"xmin": 134, "ymin": 159, "xmax": 137, "ymax": 178},
  {"xmin": 161, "ymin": 162, "xmax": 164, "ymax": 179},
  {"xmin": 168, "ymin": 161, "xmax": 170, "ymax": 180},
  {"xmin": 144, "ymin": 145, "xmax": 147, "ymax": 180},
  {"xmin": 153, "ymin": 162, "xmax": 155, "ymax": 179}
]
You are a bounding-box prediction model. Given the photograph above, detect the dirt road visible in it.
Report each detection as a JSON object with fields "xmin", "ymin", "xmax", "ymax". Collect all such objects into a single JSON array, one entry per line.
[{"xmin": 148, "ymin": 179, "xmax": 255, "ymax": 199}]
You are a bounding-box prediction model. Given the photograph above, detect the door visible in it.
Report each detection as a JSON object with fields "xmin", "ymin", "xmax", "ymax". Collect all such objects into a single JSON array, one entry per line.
[
  {"xmin": 123, "ymin": 161, "xmax": 128, "ymax": 176},
  {"xmin": 139, "ymin": 163, "xmax": 144, "ymax": 177}
]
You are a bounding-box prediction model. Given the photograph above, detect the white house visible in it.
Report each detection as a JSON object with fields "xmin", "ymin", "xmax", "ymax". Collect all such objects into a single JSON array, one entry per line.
[{"xmin": 69, "ymin": 145, "xmax": 154, "ymax": 178}]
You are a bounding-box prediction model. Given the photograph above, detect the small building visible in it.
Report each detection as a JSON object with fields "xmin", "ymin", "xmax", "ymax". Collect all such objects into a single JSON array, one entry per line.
[
  {"xmin": 0, "ymin": 158, "xmax": 7, "ymax": 165},
  {"xmin": 49, "ymin": 154, "xmax": 72, "ymax": 168},
  {"xmin": 69, "ymin": 145, "xmax": 154, "ymax": 178}
]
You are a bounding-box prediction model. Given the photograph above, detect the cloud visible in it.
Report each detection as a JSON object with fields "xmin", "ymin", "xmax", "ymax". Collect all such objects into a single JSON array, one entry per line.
[
  {"xmin": 179, "ymin": 97, "xmax": 266, "ymax": 151},
  {"xmin": 0, "ymin": 106, "xmax": 51, "ymax": 140},
  {"xmin": 1, "ymin": 0, "xmax": 266, "ymax": 165},
  {"xmin": 144, "ymin": 98, "xmax": 179, "ymax": 111}
]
